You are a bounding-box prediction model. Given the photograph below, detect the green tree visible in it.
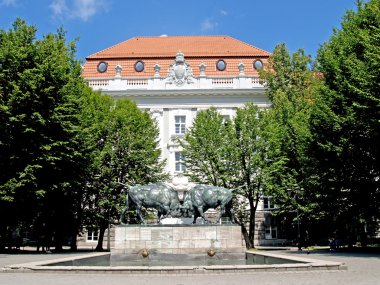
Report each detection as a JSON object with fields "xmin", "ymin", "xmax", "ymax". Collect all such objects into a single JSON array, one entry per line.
[
  {"xmin": 0, "ymin": 19, "xmax": 88, "ymax": 250},
  {"xmin": 182, "ymin": 105, "xmax": 288, "ymax": 248},
  {"xmin": 80, "ymin": 95, "xmax": 166, "ymax": 251},
  {"xmin": 181, "ymin": 107, "xmax": 234, "ymax": 187},
  {"xmin": 259, "ymin": 44, "xmax": 320, "ymax": 242},
  {"xmin": 310, "ymin": 0, "xmax": 380, "ymax": 244},
  {"xmin": 260, "ymin": 43, "xmax": 318, "ymax": 184}
]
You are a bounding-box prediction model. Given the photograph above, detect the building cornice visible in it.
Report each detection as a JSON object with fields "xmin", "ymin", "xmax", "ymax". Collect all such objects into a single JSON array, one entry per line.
[{"xmin": 100, "ymin": 88, "xmax": 266, "ymax": 98}]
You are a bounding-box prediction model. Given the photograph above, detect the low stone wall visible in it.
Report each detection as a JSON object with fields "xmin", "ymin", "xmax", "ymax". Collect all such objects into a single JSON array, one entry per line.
[{"xmin": 114, "ymin": 225, "xmax": 245, "ymax": 254}]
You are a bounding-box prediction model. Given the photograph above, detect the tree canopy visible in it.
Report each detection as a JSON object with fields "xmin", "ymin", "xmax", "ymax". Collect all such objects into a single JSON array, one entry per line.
[
  {"xmin": 309, "ymin": 0, "xmax": 380, "ymax": 243},
  {"xmin": 0, "ymin": 19, "xmax": 87, "ymax": 250},
  {"xmin": 80, "ymin": 94, "xmax": 166, "ymax": 250},
  {"xmin": 181, "ymin": 104, "xmax": 288, "ymax": 248},
  {"xmin": 0, "ymin": 19, "xmax": 166, "ymax": 251}
]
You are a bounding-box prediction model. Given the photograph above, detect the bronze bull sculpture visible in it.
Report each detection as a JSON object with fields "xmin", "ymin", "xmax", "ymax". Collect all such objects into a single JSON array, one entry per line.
[
  {"xmin": 119, "ymin": 182, "xmax": 182, "ymax": 224},
  {"xmin": 181, "ymin": 184, "xmax": 234, "ymax": 224}
]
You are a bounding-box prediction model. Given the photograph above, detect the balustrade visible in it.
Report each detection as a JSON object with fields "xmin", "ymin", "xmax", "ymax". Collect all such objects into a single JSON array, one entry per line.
[
  {"xmin": 126, "ymin": 79, "xmax": 149, "ymax": 86},
  {"xmin": 87, "ymin": 76, "xmax": 263, "ymax": 91}
]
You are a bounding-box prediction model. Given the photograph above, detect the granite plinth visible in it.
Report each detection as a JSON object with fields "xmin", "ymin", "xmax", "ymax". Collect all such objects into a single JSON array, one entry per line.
[{"xmin": 114, "ymin": 224, "xmax": 245, "ymax": 255}]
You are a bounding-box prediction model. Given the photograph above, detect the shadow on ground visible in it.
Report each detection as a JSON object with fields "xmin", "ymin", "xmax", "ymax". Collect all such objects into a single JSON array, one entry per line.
[{"xmin": 284, "ymin": 246, "xmax": 380, "ymax": 258}]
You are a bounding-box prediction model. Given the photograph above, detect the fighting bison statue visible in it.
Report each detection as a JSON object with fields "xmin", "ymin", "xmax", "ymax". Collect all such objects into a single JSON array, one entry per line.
[
  {"xmin": 181, "ymin": 184, "xmax": 234, "ymax": 224},
  {"xmin": 119, "ymin": 182, "xmax": 181, "ymax": 224}
]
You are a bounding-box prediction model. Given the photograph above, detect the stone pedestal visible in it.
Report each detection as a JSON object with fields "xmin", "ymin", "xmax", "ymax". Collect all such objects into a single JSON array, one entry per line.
[{"xmin": 114, "ymin": 225, "xmax": 245, "ymax": 255}]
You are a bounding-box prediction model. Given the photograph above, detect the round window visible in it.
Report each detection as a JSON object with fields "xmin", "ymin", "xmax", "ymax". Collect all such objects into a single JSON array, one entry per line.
[
  {"xmin": 216, "ymin": 59, "xmax": 226, "ymax": 71},
  {"xmin": 134, "ymin": 61, "xmax": 144, "ymax": 72},
  {"xmin": 253, "ymin": 59, "xmax": 263, "ymax": 70},
  {"xmin": 97, "ymin": 61, "xmax": 108, "ymax": 73}
]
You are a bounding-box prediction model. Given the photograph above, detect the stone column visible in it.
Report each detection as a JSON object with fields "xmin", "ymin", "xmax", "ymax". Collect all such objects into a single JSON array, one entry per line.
[{"xmin": 199, "ymin": 63, "xmax": 207, "ymax": 88}]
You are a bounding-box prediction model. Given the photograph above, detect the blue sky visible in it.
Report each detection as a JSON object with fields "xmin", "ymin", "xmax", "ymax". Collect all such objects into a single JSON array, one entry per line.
[{"xmin": 0, "ymin": 0, "xmax": 358, "ymax": 62}]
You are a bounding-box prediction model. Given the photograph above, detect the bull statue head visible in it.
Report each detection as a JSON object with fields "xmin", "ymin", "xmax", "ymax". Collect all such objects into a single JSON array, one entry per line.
[{"xmin": 179, "ymin": 200, "xmax": 194, "ymax": 218}]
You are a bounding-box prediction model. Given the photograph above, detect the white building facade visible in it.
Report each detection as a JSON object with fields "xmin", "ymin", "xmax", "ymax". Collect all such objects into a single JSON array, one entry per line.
[{"xmin": 83, "ymin": 36, "xmax": 287, "ymax": 246}]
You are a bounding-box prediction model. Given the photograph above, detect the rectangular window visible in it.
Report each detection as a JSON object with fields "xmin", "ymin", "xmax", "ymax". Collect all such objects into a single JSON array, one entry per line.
[
  {"xmin": 263, "ymin": 197, "xmax": 276, "ymax": 209},
  {"xmin": 264, "ymin": 215, "xmax": 278, "ymax": 239},
  {"xmin": 175, "ymin": 116, "xmax": 186, "ymax": 134},
  {"xmin": 264, "ymin": 197, "xmax": 269, "ymax": 209},
  {"xmin": 265, "ymin": 226, "xmax": 278, "ymax": 239},
  {"xmin": 175, "ymin": 152, "xmax": 186, "ymax": 172},
  {"xmin": 87, "ymin": 229, "xmax": 98, "ymax": 241}
]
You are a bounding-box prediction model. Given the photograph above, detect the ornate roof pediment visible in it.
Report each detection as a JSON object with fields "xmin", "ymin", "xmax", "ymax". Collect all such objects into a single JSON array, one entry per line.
[{"xmin": 166, "ymin": 52, "xmax": 194, "ymax": 87}]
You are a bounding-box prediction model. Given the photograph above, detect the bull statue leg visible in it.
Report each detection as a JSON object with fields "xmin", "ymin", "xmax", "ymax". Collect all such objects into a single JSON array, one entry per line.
[
  {"xmin": 157, "ymin": 209, "xmax": 163, "ymax": 224},
  {"xmin": 159, "ymin": 206, "xmax": 171, "ymax": 222},
  {"xmin": 227, "ymin": 204, "xmax": 234, "ymax": 223},
  {"xmin": 119, "ymin": 193, "xmax": 129, "ymax": 224},
  {"xmin": 119, "ymin": 208, "xmax": 127, "ymax": 225},
  {"xmin": 192, "ymin": 213, "xmax": 199, "ymax": 224},
  {"xmin": 217, "ymin": 206, "xmax": 230, "ymax": 223},
  {"xmin": 194, "ymin": 207, "xmax": 209, "ymax": 224},
  {"xmin": 157, "ymin": 206, "xmax": 172, "ymax": 223},
  {"xmin": 217, "ymin": 201, "xmax": 234, "ymax": 223},
  {"xmin": 217, "ymin": 206, "xmax": 225, "ymax": 223},
  {"xmin": 135, "ymin": 206, "xmax": 146, "ymax": 224}
]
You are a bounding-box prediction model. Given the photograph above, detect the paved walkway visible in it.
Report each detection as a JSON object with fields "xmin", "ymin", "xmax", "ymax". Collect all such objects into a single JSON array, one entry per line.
[{"xmin": 1, "ymin": 248, "xmax": 379, "ymax": 285}]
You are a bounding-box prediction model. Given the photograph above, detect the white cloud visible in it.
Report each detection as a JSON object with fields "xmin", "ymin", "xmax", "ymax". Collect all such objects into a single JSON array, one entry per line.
[
  {"xmin": 49, "ymin": 0, "xmax": 69, "ymax": 19},
  {"xmin": 201, "ymin": 18, "xmax": 218, "ymax": 33},
  {"xmin": 73, "ymin": 0, "xmax": 108, "ymax": 21},
  {"xmin": 49, "ymin": 0, "xmax": 109, "ymax": 22},
  {"xmin": 0, "ymin": 0, "xmax": 17, "ymax": 6},
  {"xmin": 220, "ymin": 10, "xmax": 228, "ymax": 16}
]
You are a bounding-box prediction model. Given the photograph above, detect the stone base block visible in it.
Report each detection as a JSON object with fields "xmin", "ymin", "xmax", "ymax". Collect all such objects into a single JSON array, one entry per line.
[{"xmin": 114, "ymin": 225, "xmax": 245, "ymax": 255}]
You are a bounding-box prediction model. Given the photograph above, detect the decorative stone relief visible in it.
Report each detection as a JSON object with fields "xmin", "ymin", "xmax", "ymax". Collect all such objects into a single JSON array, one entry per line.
[
  {"xmin": 149, "ymin": 108, "xmax": 163, "ymax": 118},
  {"xmin": 167, "ymin": 134, "xmax": 183, "ymax": 148},
  {"xmin": 166, "ymin": 52, "xmax": 194, "ymax": 86}
]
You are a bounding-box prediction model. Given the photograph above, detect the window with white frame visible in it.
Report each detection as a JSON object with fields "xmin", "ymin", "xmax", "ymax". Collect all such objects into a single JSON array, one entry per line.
[
  {"xmin": 87, "ymin": 229, "xmax": 98, "ymax": 241},
  {"xmin": 175, "ymin": 152, "xmax": 186, "ymax": 172},
  {"xmin": 175, "ymin": 116, "xmax": 186, "ymax": 134},
  {"xmin": 263, "ymin": 197, "xmax": 276, "ymax": 210}
]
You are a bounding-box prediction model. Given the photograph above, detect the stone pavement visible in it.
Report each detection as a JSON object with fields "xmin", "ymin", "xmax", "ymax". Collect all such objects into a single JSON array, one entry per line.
[{"xmin": 0, "ymin": 248, "xmax": 379, "ymax": 285}]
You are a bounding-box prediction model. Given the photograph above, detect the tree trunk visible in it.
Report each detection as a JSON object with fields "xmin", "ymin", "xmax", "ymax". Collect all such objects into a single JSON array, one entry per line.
[
  {"xmin": 241, "ymin": 224, "xmax": 253, "ymax": 249},
  {"xmin": 70, "ymin": 234, "xmax": 77, "ymax": 251},
  {"xmin": 248, "ymin": 202, "xmax": 256, "ymax": 248},
  {"xmin": 0, "ymin": 224, "xmax": 6, "ymax": 252},
  {"xmin": 54, "ymin": 230, "xmax": 64, "ymax": 252},
  {"xmin": 95, "ymin": 226, "xmax": 107, "ymax": 251},
  {"xmin": 71, "ymin": 200, "xmax": 84, "ymax": 252}
]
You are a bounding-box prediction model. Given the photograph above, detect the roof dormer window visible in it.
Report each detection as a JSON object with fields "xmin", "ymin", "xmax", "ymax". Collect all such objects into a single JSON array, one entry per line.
[
  {"xmin": 97, "ymin": 61, "xmax": 108, "ymax": 73},
  {"xmin": 134, "ymin": 60, "xmax": 145, "ymax": 72},
  {"xmin": 253, "ymin": 59, "xmax": 263, "ymax": 70},
  {"xmin": 216, "ymin": 59, "xmax": 226, "ymax": 71}
]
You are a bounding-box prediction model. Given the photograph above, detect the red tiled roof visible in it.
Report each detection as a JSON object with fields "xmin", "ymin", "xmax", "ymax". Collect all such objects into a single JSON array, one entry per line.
[
  {"xmin": 83, "ymin": 36, "xmax": 271, "ymax": 78},
  {"xmin": 83, "ymin": 58, "xmax": 268, "ymax": 78},
  {"xmin": 86, "ymin": 36, "xmax": 270, "ymax": 59}
]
